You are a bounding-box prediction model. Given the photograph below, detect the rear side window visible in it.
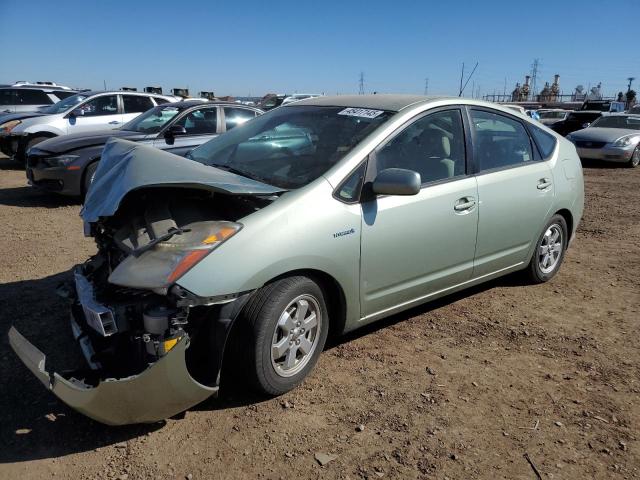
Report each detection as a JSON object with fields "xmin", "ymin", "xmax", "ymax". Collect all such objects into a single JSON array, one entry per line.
[
  {"xmin": 471, "ymin": 109, "xmax": 533, "ymax": 171},
  {"xmin": 16, "ymin": 89, "xmax": 51, "ymax": 105},
  {"xmin": 224, "ymin": 107, "xmax": 256, "ymax": 130},
  {"xmin": 0, "ymin": 89, "xmax": 16, "ymax": 105},
  {"xmin": 529, "ymin": 125, "xmax": 557, "ymax": 158},
  {"xmin": 123, "ymin": 95, "xmax": 154, "ymax": 113}
]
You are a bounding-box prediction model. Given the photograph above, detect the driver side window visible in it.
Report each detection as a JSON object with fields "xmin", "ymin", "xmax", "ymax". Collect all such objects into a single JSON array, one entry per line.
[
  {"xmin": 376, "ymin": 109, "xmax": 466, "ymax": 184},
  {"xmin": 79, "ymin": 95, "xmax": 119, "ymax": 117}
]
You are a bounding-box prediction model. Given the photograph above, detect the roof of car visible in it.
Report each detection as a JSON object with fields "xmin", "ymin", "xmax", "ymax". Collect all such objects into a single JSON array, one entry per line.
[
  {"xmin": 289, "ymin": 94, "xmax": 446, "ymax": 112},
  {"xmin": 79, "ymin": 90, "xmax": 173, "ymax": 97},
  {"xmin": 165, "ymin": 100, "xmax": 261, "ymax": 109}
]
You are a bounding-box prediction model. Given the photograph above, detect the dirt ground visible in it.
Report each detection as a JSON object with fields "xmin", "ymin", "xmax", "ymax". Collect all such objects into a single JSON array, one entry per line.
[{"xmin": 0, "ymin": 153, "xmax": 638, "ymax": 480}]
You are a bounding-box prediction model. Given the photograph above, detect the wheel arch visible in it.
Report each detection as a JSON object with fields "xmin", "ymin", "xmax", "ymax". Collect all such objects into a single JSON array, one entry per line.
[
  {"xmin": 81, "ymin": 156, "xmax": 101, "ymax": 196},
  {"xmin": 268, "ymin": 268, "xmax": 348, "ymax": 338},
  {"xmin": 554, "ymin": 208, "xmax": 573, "ymax": 239}
]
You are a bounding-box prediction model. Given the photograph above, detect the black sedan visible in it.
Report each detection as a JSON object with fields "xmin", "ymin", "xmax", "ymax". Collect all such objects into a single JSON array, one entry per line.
[
  {"xmin": 549, "ymin": 110, "xmax": 603, "ymax": 137},
  {"xmin": 25, "ymin": 101, "xmax": 262, "ymax": 197}
]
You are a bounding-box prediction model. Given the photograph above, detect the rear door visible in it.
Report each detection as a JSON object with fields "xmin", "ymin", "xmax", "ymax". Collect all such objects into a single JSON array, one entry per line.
[
  {"xmin": 121, "ymin": 95, "xmax": 155, "ymax": 124},
  {"xmin": 360, "ymin": 107, "xmax": 478, "ymax": 318},
  {"xmin": 67, "ymin": 94, "xmax": 122, "ymax": 133},
  {"xmin": 469, "ymin": 108, "xmax": 554, "ymax": 277},
  {"xmin": 153, "ymin": 105, "xmax": 220, "ymax": 156}
]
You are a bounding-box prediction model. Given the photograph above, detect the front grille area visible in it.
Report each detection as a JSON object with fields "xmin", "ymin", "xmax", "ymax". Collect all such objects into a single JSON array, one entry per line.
[{"xmin": 576, "ymin": 140, "xmax": 606, "ymax": 149}]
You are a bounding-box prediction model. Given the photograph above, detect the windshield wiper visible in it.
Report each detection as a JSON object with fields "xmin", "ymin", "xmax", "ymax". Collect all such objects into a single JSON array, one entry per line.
[{"xmin": 212, "ymin": 164, "xmax": 266, "ymax": 183}]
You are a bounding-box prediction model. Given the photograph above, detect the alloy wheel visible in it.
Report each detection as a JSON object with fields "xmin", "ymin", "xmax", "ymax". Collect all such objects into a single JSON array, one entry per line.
[
  {"xmin": 538, "ymin": 224, "xmax": 563, "ymax": 274},
  {"xmin": 270, "ymin": 294, "xmax": 322, "ymax": 378}
]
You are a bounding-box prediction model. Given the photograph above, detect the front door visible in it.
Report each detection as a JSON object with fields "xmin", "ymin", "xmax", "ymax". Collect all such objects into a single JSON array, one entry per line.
[
  {"xmin": 469, "ymin": 108, "xmax": 555, "ymax": 276},
  {"xmin": 67, "ymin": 94, "xmax": 122, "ymax": 134},
  {"xmin": 360, "ymin": 108, "xmax": 478, "ymax": 319},
  {"xmin": 154, "ymin": 106, "xmax": 220, "ymax": 156}
]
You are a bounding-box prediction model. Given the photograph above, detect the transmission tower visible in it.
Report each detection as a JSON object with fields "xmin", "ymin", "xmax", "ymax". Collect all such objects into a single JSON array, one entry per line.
[
  {"xmin": 358, "ymin": 72, "xmax": 365, "ymax": 95},
  {"xmin": 530, "ymin": 58, "xmax": 540, "ymax": 99},
  {"xmin": 424, "ymin": 77, "xmax": 429, "ymax": 95}
]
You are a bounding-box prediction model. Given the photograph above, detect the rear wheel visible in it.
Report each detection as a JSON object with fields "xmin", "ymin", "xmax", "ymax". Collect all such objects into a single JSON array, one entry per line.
[
  {"xmin": 239, "ymin": 276, "xmax": 328, "ymax": 395},
  {"xmin": 628, "ymin": 146, "xmax": 640, "ymax": 168},
  {"xmin": 525, "ymin": 215, "xmax": 568, "ymax": 283}
]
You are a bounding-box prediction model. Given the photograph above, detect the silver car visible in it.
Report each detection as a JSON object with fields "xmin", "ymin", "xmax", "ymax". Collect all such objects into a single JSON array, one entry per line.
[
  {"xmin": 0, "ymin": 90, "xmax": 177, "ymax": 163},
  {"xmin": 9, "ymin": 95, "xmax": 584, "ymax": 425},
  {"xmin": 567, "ymin": 114, "xmax": 640, "ymax": 167}
]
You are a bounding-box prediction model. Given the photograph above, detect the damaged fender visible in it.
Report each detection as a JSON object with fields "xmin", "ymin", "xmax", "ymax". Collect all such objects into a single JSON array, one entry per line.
[{"xmin": 8, "ymin": 327, "xmax": 217, "ymax": 426}]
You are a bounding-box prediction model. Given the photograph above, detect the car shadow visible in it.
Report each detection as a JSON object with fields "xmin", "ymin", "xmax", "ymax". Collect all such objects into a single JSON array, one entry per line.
[
  {"xmin": 0, "ymin": 186, "xmax": 80, "ymax": 208},
  {"xmin": 580, "ymin": 158, "xmax": 628, "ymax": 169},
  {"xmin": 0, "ymin": 269, "xmax": 526, "ymax": 463},
  {"xmin": 0, "ymin": 271, "xmax": 162, "ymax": 464},
  {"xmin": 0, "ymin": 157, "xmax": 23, "ymax": 171}
]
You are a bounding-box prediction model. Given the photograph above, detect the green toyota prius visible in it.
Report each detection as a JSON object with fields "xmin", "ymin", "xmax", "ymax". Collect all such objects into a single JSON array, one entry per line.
[{"xmin": 10, "ymin": 95, "xmax": 584, "ymax": 425}]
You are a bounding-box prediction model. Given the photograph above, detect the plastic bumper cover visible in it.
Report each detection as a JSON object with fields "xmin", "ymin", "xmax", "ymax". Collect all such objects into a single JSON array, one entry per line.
[{"xmin": 8, "ymin": 326, "xmax": 217, "ymax": 426}]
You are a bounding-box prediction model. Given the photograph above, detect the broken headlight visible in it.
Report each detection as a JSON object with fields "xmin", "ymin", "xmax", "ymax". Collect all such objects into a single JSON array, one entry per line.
[{"xmin": 108, "ymin": 221, "xmax": 242, "ymax": 290}]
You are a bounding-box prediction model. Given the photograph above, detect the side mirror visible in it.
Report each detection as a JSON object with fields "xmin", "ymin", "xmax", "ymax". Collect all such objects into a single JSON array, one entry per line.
[
  {"xmin": 372, "ymin": 168, "xmax": 421, "ymax": 196},
  {"xmin": 70, "ymin": 108, "xmax": 85, "ymax": 117},
  {"xmin": 164, "ymin": 125, "xmax": 187, "ymax": 145},
  {"xmin": 582, "ymin": 122, "xmax": 591, "ymax": 128}
]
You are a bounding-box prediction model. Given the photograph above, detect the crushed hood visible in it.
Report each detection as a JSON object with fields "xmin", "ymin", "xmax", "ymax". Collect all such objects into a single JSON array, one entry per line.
[{"xmin": 81, "ymin": 138, "xmax": 284, "ymax": 223}]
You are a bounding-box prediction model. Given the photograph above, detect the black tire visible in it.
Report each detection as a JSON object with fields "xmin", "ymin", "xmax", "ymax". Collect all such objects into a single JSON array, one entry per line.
[
  {"xmin": 628, "ymin": 145, "xmax": 640, "ymax": 168},
  {"xmin": 525, "ymin": 214, "xmax": 568, "ymax": 284},
  {"xmin": 16, "ymin": 135, "xmax": 50, "ymax": 165},
  {"xmin": 239, "ymin": 276, "xmax": 329, "ymax": 395},
  {"xmin": 82, "ymin": 161, "xmax": 99, "ymax": 197}
]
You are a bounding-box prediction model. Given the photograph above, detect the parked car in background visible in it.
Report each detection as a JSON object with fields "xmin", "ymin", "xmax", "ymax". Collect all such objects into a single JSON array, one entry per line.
[
  {"xmin": 26, "ymin": 101, "xmax": 262, "ymax": 196},
  {"xmin": 549, "ymin": 110, "xmax": 603, "ymax": 136},
  {"xmin": 537, "ymin": 109, "xmax": 570, "ymax": 126},
  {"xmin": 566, "ymin": 114, "xmax": 640, "ymax": 167},
  {"xmin": 502, "ymin": 104, "xmax": 527, "ymax": 115},
  {"xmin": 281, "ymin": 94, "xmax": 323, "ymax": 105},
  {"xmin": 0, "ymin": 85, "xmax": 78, "ymax": 113},
  {"xmin": 628, "ymin": 105, "xmax": 640, "ymax": 114},
  {"xmin": 9, "ymin": 95, "xmax": 584, "ymax": 425},
  {"xmin": 581, "ymin": 100, "xmax": 626, "ymax": 113},
  {"xmin": 257, "ymin": 93, "xmax": 288, "ymax": 110},
  {"xmin": 0, "ymin": 91, "xmax": 176, "ymax": 163}
]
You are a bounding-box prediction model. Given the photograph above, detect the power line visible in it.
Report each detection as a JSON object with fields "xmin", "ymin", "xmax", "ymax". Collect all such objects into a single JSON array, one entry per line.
[{"xmin": 459, "ymin": 62, "xmax": 479, "ymax": 97}]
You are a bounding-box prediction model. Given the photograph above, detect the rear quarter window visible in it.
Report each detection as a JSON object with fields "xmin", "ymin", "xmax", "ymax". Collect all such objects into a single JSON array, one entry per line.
[{"xmin": 529, "ymin": 125, "xmax": 557, "ymax": 159}]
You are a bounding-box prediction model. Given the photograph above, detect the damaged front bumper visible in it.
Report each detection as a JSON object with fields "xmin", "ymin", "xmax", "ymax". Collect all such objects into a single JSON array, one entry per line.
[
  {"xmin": 7, "ymin": 265, "xmax": 223, "ymax": 426},
  {"xmin": 8, "ymin": 327, "xmax": 217, "ymax": 426}
]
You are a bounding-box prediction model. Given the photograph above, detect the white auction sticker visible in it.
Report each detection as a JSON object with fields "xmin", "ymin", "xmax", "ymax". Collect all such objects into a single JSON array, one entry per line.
[{"xmin": 338, "ymin": 107, "xmax": 384, "ymax": 119}]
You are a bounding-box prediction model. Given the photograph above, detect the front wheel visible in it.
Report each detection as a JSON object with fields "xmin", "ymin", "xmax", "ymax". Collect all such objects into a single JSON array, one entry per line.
[
  {"xmin": 525, "ymin": 215, "xmax": 568, "ymax": 283},
  {"xmin": 240, "ymin": 276, "xmax": 328, "ymax": 395},
  {"xmin": 628, "ymin": 146, "xmax": 640, "ymax": 168}
]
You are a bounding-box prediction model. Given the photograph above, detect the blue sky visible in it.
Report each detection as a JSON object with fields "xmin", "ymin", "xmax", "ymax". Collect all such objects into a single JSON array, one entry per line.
[{"xmin": 1, "ymin": 0, "xmax": 637, "ymax": 98}]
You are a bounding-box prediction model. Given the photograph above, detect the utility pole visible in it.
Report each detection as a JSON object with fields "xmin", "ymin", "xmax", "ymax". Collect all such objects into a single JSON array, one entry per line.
[
  {"xmin": 424, "ymin": 77, "xmax": 429, "ymax": 95},
  {"xmin": 530, "ymin": 58, "xmax": 540, "ymax": 99},
  {"xmin": 471, "ymin": 81, "xmax": 475, "ymax": 99},
  {"xmin": 358, "ymin": 72, "xmax": 365, "ymax": 95},
  {"xmin": 458, "ymin": 63, "xmax": 465, "ymax": 97}
]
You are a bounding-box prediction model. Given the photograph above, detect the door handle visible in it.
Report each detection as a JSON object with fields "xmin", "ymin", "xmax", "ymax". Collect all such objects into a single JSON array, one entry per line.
[
  {"xmin": 108, "ymin": 121, "xmax": 121, "ymax": 125},
  {"xmin": 454, "ymin": 197, "xmax": 476, "ymax": 212},
  {"xmin": 537, "ymin": 178, "xmax": 552, "ymax": 190}
]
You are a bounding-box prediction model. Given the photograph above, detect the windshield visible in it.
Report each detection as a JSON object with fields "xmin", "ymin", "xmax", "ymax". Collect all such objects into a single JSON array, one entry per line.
[
  {"xmin": 42, "ymin": 93, "xmax": 89, "ymax": 114},
  {"xmin": 122, "ymin": 105, "xmax": 182, "ymax": 133},
  {"xmin": 539, "ymin": 111, "xmax": 567, "ymax": 119},
  {"xmin": 188, "ymin": 105, "xmax": 393, "ymax": 189},
  {"xmin": 590, "ymin": 116, "xmax": 640, "ymax": 130}
]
